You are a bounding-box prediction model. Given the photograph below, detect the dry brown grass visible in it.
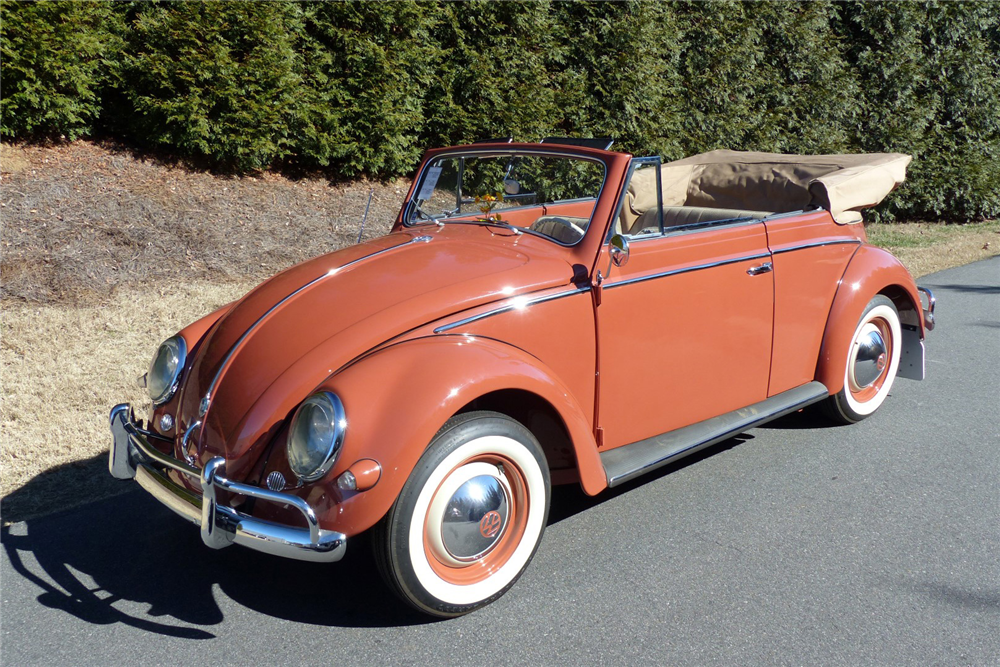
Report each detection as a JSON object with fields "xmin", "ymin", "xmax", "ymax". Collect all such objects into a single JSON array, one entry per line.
[
  {"xmin": 866, "ymin": 220, "xmax": 1000, "ymax": 278},
  {"xmin": 1, "ymin": 281, "xmax": 253, "ymax": 522},
  {"xmin": 2, "ymin": 140, "xmax": 405, "ymax": 522},
  {"xmin": 1, "ymin": 140, "xmax": 400, "ymax": 304},
  {"xmin": 0, "ymin": 142, "xmax": 31, "ymax": 176}
]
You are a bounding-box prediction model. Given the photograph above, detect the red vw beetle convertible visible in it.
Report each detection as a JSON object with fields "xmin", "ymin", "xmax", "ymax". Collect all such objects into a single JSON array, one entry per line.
[{"xmin": 110, "ymin": 139, "xmax": 935, "ymax": 617}]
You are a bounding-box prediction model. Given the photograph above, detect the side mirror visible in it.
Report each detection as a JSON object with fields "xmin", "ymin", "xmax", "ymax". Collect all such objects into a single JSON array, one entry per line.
[
  {"xmin": 609, "ymin": 234, "xmax": 630, "ymax": 268},
  {"xmin": 503, "ymin": 179, "xmax": 520, "ymax": 195}
]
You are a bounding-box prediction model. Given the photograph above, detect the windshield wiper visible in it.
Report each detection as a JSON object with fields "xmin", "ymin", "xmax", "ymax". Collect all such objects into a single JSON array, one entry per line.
[
  {"xmin": 410, "ymin": 202, "xmax": 445, "ymax": 226},
  {"xmin": 471, "ymin": 218, "xmax": 523, "ymax": 235}
]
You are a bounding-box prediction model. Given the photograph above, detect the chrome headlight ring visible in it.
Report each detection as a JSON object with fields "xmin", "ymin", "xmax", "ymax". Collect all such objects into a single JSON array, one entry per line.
[
  {"xmin": 287, "ymin": 392, "xmax": 346, "ymax": 483},
  {"xmin": 148, "ymin": 336, "xmax": 187, "ymax": 406}
]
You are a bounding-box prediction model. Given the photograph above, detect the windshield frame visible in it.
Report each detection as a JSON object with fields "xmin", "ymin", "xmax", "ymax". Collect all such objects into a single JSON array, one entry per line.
[{"xmin": 402, "ymin": 148, "xmax": 610, "ymax": 247}]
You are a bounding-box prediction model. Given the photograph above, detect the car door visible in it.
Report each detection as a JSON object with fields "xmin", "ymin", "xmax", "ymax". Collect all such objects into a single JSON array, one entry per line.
[{"xmin": 595, "ymin": 164, "xmax": 775, "ymax": 450}]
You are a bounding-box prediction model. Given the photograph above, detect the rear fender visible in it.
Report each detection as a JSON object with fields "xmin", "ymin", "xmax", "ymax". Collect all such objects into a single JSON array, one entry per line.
[
  {"xmin": 271, "ymin": 335, "xmax": 605, "ymax": 536},
  {"xmin": 816, "ymin": 245, "xmax": 924, "ymax": 394}
]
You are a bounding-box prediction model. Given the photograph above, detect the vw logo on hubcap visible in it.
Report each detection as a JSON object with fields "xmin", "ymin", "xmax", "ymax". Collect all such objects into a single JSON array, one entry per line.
[{"xmin": 441, "ymin": 474, "xmax": 510, "ymax": 561}]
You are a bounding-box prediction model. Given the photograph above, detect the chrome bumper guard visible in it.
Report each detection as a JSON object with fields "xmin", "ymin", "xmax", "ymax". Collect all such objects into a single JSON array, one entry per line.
[
  {"xmin": 918, "ymin": 286, "xmax": 936, "ymax": 331},
  {"xmin": 108, "ymin": 404, "xmax": 346, "ymax": 563}
]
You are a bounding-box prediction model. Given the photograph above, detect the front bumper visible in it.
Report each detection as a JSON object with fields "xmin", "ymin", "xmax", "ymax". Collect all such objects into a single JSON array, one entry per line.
[{"xmin": 108, "ymin": 404, "xmax": 346, "ymax": 563}]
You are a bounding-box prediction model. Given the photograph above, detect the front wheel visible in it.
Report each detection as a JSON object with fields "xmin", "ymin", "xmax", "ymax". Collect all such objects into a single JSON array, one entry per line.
[
  {"xmin": 822, "ymin": 295, "xmax": 902, "ymax": 424},
  {"xmin": 373, "ymin": 411, "xmax": 550, "ymax": 617}
]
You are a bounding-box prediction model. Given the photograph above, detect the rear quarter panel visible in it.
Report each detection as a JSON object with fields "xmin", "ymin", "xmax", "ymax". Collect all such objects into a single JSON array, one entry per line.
[{"xmin": 764, "ymin": 211, "xmax": 863, "ymax": 395}]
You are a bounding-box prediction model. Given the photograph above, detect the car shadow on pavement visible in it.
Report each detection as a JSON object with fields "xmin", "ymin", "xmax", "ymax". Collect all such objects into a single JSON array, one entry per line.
[
  {"xmin": 0, "ymin": 416, "xmax": 822, "ymax": 636},
  {"xmin": 921, "ymin": 282, "xmax": 1000, "ymax": 295},
  {"xmin": 1, "ymin": 488, "xmax": 431, "ymax": 637},
  {"xmin": 547, "ymin": 432, "xmax": 755, "ymax": 525}
]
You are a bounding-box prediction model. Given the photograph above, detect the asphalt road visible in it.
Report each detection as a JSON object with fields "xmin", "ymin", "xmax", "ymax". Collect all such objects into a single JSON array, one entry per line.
[{"xmin": 3, "ymin": 257, "xmax": 998, "ymax": 666}]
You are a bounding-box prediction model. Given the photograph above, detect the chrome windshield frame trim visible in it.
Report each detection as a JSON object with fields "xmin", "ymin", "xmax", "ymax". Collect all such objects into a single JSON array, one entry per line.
[
  {"xmin": 603, "ymin": 252, "xmax": 773, "ymax": 290},
  {"xmin": 770, "ymin": 238, "xmax": 862, "ymax": 255},
  {"xmin": 201, "ymin": 236, "xmax": 431, "ymax": 416},
  {"xmin": 402, "ymin": 148, "xmax": 610, "ymax": 247},
  {"xmin": 433, "ymin": 285, "xmax": 592, "ymax": 334}
]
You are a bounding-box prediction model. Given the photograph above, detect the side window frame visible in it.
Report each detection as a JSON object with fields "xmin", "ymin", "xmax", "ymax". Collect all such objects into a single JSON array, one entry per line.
[{"xmin": 606, "ymin": 156, "xmax": 664, "ymax": 243}]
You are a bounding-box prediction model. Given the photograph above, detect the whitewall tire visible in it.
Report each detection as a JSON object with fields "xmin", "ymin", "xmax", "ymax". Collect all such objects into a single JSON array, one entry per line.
[
  {"xmin": 374, "ymin": 411, "xmax": 550, "ymax": 617},
  {"xmin": 823, "ymin": 295, "xmax": 902, "ymax": 424}
]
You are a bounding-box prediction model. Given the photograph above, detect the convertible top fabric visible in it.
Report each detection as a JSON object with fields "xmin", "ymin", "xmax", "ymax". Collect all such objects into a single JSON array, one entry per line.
[{"xmin": 627, "ymin": 150, "xmax": 912, "ymax": 224}]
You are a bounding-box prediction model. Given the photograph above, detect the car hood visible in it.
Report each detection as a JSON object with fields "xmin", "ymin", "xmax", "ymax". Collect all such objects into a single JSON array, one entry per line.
[{"xmin": 176, "ymin": 226, "xmax": 576, "ymax": 474}]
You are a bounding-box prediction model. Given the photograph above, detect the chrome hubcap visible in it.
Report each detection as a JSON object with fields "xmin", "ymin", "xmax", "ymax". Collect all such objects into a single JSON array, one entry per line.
[
  {"xmin": 441, "ymin": 473, "xmax": 510, "ymax": 562},
  {"xmin": 851, "ymin": 327, "xmax": 887, "ymax": 389}
]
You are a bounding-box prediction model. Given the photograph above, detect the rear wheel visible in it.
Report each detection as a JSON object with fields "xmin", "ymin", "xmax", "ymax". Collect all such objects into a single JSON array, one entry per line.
[
  {"xmin": 822, "ymin": 295, "xmax": 901, "ymax": 424},
  {"xmin": 373, "ymin": 411, "xmax": 550, "ymax": 617}
]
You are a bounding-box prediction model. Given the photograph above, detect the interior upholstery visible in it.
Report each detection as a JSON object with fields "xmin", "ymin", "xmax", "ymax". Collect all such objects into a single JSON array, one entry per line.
[
  {"xmin": 530, "ymin": 215, "xmax": 588, "ymax": 243},
  {"xmin": 627, "ymin": 206, "xmax": 771, "ymax": 235}
]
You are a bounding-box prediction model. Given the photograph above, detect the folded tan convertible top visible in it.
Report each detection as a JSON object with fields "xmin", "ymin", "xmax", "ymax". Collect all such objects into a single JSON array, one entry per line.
[{"xmin": 630, "ymin": 150, "xmax": 911, "ymax": 224}]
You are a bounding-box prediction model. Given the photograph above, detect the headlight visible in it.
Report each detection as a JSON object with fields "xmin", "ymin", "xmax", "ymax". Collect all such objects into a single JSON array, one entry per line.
[
  {"xmin": 148, "ymin": 336, "xmax": 187, "ymax": 405},
  {"xmin": 287, "ymin": 392, "xmax": 346, "ymax": 482}
]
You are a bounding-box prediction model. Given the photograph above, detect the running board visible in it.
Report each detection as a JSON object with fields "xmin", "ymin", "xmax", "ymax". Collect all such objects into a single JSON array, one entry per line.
[{"xmin": 601, "ymin": 381, "xmax": 829, "ymax": 487}]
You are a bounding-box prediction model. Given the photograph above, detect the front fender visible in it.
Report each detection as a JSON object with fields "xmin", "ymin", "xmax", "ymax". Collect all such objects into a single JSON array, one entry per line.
[
  {"xmin": 264, "ymin": 334, "xmax": 606, "ymax": 537},
  {"xmin": 149, "ymin": 302, "xmax": 234, "ymax": 432},
  {"xmin": 816, "ymin": 244, "xmax": 922, "ymax": 394}
]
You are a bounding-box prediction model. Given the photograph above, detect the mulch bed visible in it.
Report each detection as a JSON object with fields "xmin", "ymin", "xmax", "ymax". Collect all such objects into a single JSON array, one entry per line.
[{"xmin": 1, "ymin": 141, "xmax": 406, "ymax": 305}]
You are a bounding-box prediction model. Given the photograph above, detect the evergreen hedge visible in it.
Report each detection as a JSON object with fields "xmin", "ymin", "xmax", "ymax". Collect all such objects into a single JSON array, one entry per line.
[
  {"xmin": 1, "ymin": 0, "xmax": 121, "ymax": 140},
  {"xmin": 1, "ymin": 0, "xmax": 997, "ymax": 220}
]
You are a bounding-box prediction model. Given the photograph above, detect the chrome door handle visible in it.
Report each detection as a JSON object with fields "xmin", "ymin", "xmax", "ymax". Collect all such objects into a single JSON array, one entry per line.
[{"xmin": 746, "ymin": 262, "xmax": 773, "ymax": 276}]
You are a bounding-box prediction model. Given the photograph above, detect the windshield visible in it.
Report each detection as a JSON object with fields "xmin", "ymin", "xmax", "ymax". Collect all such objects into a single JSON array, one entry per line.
[{"xmin": 405, "ymin": 152, "xmax": 607, "ymax": 245}]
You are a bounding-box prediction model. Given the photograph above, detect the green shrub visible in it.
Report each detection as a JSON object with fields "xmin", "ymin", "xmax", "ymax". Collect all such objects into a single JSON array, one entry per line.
[
  {"xmin": 551, "ymin": 1, "xmax": 684, "ymax": 158},
  {"xmin": 294, "ymin": 2, "xmax": 438, "ymax": 175},
  {"xmin": 840, "ymin": 1, "xmax": 1000, "ymax": 221},
  {"xmin": 674, "ymin": 1, "xmax": 858, "ymax": 156},
  {"xmin": 0, "ymin": 0, "xmax": 121, "ymax": 139},
  {"xmin": 2, "ymin": 0, "xmax": 996, "ymax": 220},
  {"xmin": 423, "ymin": 0, "xmax": 563, "ymax": 146},
  {"xmin": 117, "ymin": 1, "xmax": 306, "ymax": 171}
]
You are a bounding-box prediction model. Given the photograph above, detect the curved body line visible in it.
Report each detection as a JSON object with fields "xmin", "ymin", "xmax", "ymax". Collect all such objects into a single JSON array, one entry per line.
[
  {"xmin": 434, "ymin": 286, "xmax": 592, "ymax": 334},
  {"xmin": 200, "ymin": 235, "xmax": 432, "ymax": 416},
  {"xmin": 335, "ymin": 332, "xmax": 549, "ymax": 382},
  {"xmin": 603, "ymin": 252, "xmax": 771, "ymax": 290}
]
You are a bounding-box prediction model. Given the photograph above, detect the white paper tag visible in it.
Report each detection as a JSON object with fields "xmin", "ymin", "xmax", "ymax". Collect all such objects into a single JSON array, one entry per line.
[{"xmin": 417, "ymin": 166, "xmax": 443, "ymax": 202}]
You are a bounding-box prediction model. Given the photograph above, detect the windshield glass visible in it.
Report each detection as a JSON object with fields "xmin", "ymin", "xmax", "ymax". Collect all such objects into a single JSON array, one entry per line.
[{"xmin": 405, "ymin": 152, "xmax": 606, "ymax": 245}]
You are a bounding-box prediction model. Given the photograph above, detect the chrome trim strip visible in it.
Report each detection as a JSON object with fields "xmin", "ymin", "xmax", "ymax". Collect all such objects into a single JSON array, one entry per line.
[
  {"xmin": 201, "ymin": 236, "xmax": 431, "ymax": 414},
  {"xmin": 134, "ymin": 424, "xmax": 172, "ymax": 443},
  {"xmin": 433, "ymin": 285, "xmax": 592, "ymax": 334},
  {"xmin": 771, "ymin": 239, "xmax": 861, "ymax": 255},
  {"xmin": 108, "ymin": 403, "xmax": 346, "ymax": 563},
  {"xmin": 603, "ymin": 252, "xmax": 772, "ymax": 290},
  {"xmin": 179, "ymin": 420, "xmax": 201, "ymax": 465}
]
